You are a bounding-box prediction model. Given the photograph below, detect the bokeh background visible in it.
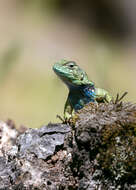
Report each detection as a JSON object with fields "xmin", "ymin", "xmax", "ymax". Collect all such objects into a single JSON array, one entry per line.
[{"xmin": 0, "ymin": 0, "xmax": 136, "ymax": 128}]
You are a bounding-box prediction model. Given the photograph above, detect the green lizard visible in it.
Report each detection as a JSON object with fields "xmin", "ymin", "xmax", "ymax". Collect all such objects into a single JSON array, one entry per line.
[{"xmin": 53, "ymin": 59, "xmax": 112, "ymax": 121}]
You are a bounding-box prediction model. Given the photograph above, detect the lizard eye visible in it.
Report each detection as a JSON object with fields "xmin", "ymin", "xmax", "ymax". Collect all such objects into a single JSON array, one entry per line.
[{"xmin": 67, "ymin": 62, "xmax": 75, "ymax": 68}]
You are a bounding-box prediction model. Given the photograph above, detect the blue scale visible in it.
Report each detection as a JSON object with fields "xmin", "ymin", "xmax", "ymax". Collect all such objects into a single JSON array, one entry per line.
[{"xmin": 70, "ymin": 85, "xmax": 96, "ymax": 111}]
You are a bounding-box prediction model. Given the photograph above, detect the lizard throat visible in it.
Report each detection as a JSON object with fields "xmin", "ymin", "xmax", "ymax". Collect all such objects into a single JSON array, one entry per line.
[{"xmin": 69, "ymin": 85, "xmax": 96, "ymax": 111}]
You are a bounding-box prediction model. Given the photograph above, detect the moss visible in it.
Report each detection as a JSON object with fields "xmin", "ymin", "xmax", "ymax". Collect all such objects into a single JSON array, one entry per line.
[{"xmin": 74, "ymin": 101, "xmax": 136, "ymax": 183}]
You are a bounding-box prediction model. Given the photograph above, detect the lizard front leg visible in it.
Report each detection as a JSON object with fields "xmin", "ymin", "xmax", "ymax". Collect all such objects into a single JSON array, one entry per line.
[
  {"xmin": 64, "ymin": 97, "xmax": 74, "ymax": 122},
  {"xmin": 95, "ymin": 88, "xmax": 112, "ymax": 103}
]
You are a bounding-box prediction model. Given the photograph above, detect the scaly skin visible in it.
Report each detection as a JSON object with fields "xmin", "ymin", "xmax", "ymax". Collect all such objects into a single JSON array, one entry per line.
[{"xmin": 53, "ymin": 59, "xmax": 112, "ymax": 120}]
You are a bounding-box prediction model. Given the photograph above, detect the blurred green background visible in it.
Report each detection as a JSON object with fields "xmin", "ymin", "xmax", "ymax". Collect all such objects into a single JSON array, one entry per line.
[{"xmin": 0, "ymin": 0, "xmax": 136, "ymax": 128}]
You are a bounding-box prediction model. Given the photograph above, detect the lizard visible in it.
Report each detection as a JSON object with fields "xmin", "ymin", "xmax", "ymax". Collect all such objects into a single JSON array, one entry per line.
[{"xmin": 53, "ymin": 59, "xmax": 112, "ymax": 121}]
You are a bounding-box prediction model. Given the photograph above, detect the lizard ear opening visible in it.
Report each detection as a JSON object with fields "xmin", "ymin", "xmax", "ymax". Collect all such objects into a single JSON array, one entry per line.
[
  {"xmin": 80, "ymin": 74, "xmax": 84, "ymax": 81},
  {"xmin": 90, "ymin": 82, "xmax": 95, "ymax": 87}
]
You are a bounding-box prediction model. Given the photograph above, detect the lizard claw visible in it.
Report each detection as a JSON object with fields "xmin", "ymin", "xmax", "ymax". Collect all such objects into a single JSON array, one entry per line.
[
  {"xmin": 113, "ymin": 92, "xmax": 128, "ymax": 104},
  {"xmin": 56, "ymin": 115, "xmax": 65, "ymax": 123},
  {"xmin": 56, "ymin": 115, "xmax": 71, "ymax": 124}
]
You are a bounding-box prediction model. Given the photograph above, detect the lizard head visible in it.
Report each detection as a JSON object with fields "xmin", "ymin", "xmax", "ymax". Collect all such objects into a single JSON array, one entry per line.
[{"xmin": 53, "ymin": 59, "xmax": 94, "ymax": 88}]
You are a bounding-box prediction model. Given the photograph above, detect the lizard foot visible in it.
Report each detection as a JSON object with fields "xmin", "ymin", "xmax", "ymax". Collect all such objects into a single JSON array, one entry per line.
[
  {"xmin": 113, "ymin": 92, "xmax": 128, "ymax": 104},
  {"xmin": 56, "ymin": 115, "xmax": 71, "ymax": 124}
]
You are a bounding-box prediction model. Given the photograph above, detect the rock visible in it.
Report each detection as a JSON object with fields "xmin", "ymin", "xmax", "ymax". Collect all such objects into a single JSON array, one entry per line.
[
  {"xmin": 1, "ymin": 102, "xmax": 136, "ymax": 189},
  {"xmin": 72, "ymin": 102, "xmax": 136, "ymax": 189},
  {"xmin": 0, "ymin": 156, "xmax": 21, "ymax": 189},
  {"xmin": 0, "ymin": 121, "xmax": 18, "ymax": 157},
  {"xmin": 16, "ymin": 123, "xmax": 71, "ymax": 160}
]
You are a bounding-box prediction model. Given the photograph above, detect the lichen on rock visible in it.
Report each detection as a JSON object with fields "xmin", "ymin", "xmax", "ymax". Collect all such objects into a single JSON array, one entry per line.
[
  {"xmin": 1, "ymin": 100, "xmax": 136, "ymax": 189},
  {"xmin": 73, "ymin": 101, "xmax": 136, "ymax": 189}
]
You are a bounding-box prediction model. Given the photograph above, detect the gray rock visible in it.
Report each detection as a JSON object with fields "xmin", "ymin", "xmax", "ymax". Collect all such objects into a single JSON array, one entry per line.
[
  {"xmin": 0, "ymin": 156, "xmax": 21, "ymax": 189},
  {"xmin": 17, "ymin": 123, "xmax": 71, "ymax": 160},
  {"xmin": 1, "ymin": 101, "xmax": 136, "ymax": 189}
]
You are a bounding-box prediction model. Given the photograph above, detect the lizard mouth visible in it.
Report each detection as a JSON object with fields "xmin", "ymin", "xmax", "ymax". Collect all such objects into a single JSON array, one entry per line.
[
  {"xmin": 53, "ymin": 64, "xmax": 71, "ymax": 78},
  {"xmin": 53, "ymin": 67, "xmax": 66, "ymax": 78},
  {"xmin": 53, "ymin": 64, "xmax": 63, "ymax": 75}
]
